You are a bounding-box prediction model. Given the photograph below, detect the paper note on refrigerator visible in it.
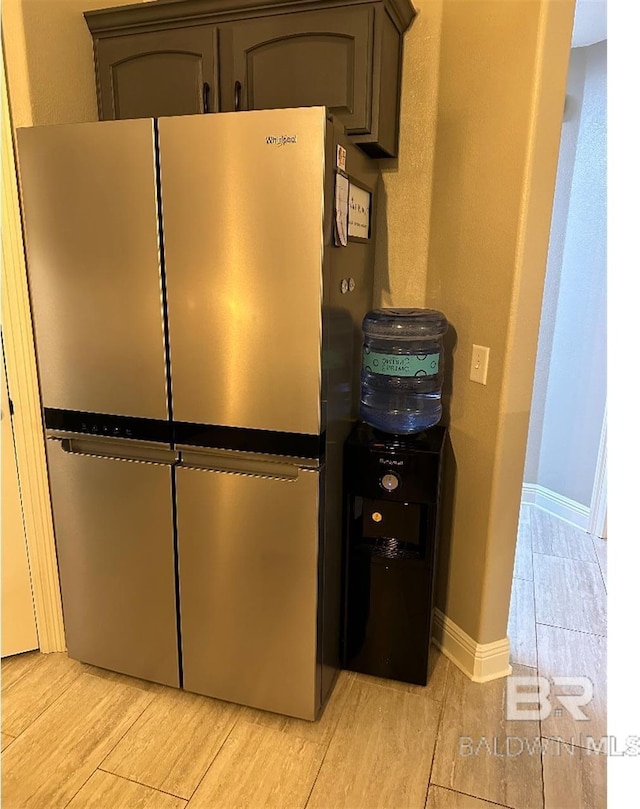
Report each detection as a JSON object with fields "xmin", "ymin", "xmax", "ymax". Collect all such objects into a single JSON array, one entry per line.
[
  {"xmin": 348, "ymin": 183, "xmax": 371, "ymax": 239},
  {"xmin": 334, "ymin": 172, "xmax": 349, "ymax": 247}
]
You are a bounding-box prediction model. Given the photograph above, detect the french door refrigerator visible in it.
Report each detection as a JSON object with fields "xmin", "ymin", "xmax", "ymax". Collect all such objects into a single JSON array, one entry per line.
[{"xmin": 17, "ymin": 107, "xmax": 378, "ymax": 720}]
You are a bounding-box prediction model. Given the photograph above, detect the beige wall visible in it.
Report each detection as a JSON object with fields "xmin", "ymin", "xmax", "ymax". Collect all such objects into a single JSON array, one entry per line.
[
  {"xmin": 373, "ymin": 0, "xmax": 443, "ymax": 307},
  {"xmin": 385, "ymin": 0, "xmax": 574, "ymax": 643},
  {"xmin": 2, "ymin": 0, "xmax": 574, "ymax": 652},
  {"xmin": 2, "ymin": 0, "xmax": 146, "ymax": 127},
  {"xmin": 426, "ymin": 0, "xmax": 541, "ymax": 643}
]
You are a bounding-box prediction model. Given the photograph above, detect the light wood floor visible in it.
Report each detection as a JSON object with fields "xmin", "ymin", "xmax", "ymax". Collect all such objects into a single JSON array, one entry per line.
[
  {"xmin": 506, "ymin": 505, "xmax": 607, "ymax": 809},
  {"xmin": 2, "ymin": 505, "xmax": 606, "ymax": 809}
]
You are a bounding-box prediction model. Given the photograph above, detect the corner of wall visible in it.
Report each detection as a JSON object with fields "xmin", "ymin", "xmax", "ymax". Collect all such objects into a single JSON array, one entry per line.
[
  {"xmin": 479, "ymin": 0, "xmax": 576, "ymax": 644},
  {"xmin": 2, "ymin": 0, "xmax": 34, "ymax": 128}
]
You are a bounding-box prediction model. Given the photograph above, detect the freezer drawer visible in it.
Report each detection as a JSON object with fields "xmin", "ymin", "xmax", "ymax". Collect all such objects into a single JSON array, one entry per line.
[
  {"xmin": 177, "ymin": 459, "xmax": 321, "ymax": 720},
  {"xmin": 46, "ymin": 437, "xmax": 180, "ymax": 687}
]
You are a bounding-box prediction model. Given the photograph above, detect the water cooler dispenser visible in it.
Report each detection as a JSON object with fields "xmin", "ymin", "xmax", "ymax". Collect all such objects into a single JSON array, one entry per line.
[
  {"xmin": 341, "ymin": 422, "xmax": 446, "ymax": 685},
  {"xmin": 341, "ymin": 307, "xmax": 448, "ymax": 685}
]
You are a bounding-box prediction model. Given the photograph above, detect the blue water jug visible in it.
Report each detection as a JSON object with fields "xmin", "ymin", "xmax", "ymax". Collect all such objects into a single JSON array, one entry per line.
[{"xmin": 360, "ymin": 308, "xmax": 448, "ymax": 434}]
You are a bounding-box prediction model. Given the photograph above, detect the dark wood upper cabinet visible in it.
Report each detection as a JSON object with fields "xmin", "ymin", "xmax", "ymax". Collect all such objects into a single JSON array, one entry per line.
[
  {"xmin": 218, "ymin": 8, "xmax": 374, "ymax": 131},
  {"xmin": 85, "ymin": 0, "xmax": 416, "ymax": 157},
  {"xmin": 94, "ymin": 27, "xmax": 218, "ymax": 121}
]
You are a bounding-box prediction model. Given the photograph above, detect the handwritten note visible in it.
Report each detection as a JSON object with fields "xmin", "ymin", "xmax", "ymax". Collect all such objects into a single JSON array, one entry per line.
[
  {"xmin": 348, "ymin": 183, "xmax": 371, "ymax": 240},
  {"xmin": 334, "ymin": 173, "xmax": 349, "ymax": 247}
]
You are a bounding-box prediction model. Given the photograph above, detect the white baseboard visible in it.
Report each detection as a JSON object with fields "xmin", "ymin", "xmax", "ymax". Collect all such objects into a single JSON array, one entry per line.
[
  {"xmin": 521, "ymin": 483, "xmax": 590, "ymax": 531},
  {"xmin": 432, "ymin": 608, "xmax": 512, "ymax": 683}
]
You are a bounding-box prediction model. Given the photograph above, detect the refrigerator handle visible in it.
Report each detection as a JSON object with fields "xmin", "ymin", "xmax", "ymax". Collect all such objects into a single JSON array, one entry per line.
[
  {"xmin": 234, "ymin": 81, "xmax": 242, "ymax": 112},
  {"xmin": 179, "ymin": 450, "xmax": 301, "ymax": 481},
  {"xmin": 53, "ymin": 436, "xmax": 178, "ymax": 466}
]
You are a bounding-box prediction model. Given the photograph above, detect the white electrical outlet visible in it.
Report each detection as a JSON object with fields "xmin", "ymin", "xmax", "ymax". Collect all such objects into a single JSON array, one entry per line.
[{"xmin": 470, "ymin": 345, "xmax": 490, "ymax": 385}]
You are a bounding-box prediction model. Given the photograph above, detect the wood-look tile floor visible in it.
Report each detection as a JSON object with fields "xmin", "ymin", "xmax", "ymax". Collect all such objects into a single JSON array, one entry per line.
[
  {"xmin": 2, "ymin": 505, "xmax": 606, "ymax": 809},
  {"xmin": 507, "ymin": 505, "xmax": 607, "ymax": 809}
]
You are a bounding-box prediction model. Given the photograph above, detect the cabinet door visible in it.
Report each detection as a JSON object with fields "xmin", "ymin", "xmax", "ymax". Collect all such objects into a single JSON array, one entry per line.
[
  {"xmin": 95, "ymin": 27, "xmax": 217, "ymax": 120},
  {"xmin": 218, "ymin": 6, "xmax": 374, "ymax": 135}
]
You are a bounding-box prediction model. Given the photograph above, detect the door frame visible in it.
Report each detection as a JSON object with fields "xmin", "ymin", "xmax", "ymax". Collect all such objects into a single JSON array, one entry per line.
[
  {"xmin": 1, "ymin": 48, "xmax": 66, "ymax": 653},
  {"xmin": 1, "ymin": 333, "xmax": 39, "ymax": 656}
]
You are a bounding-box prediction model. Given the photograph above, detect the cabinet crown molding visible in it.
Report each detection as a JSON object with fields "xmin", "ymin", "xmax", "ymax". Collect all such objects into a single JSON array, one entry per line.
[{"xmin": 85, "ymin": 0, "xmax": 418, "ymax": 37}]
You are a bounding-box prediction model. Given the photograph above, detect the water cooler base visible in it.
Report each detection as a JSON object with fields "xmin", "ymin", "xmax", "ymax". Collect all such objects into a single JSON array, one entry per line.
[{"xmin": 341, "ymin": 422, "xmax": 446, "ymax": 686}]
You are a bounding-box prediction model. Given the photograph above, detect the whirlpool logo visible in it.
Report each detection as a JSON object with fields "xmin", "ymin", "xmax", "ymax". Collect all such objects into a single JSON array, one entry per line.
[{"xmin": 265, "ymin": 134, "xmax": 298, "ymax": 146}]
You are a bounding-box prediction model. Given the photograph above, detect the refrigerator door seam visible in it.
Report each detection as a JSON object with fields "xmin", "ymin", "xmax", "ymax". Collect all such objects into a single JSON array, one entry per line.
[{"xmin": 153, "ymin": 118, "xmax": 174, "ymax": 431}]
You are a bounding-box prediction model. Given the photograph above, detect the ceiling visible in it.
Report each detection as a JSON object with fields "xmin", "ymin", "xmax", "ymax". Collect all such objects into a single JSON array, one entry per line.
[{"xmin": 572, "ymin": 0, "xmax": 607, "ymax": 47}]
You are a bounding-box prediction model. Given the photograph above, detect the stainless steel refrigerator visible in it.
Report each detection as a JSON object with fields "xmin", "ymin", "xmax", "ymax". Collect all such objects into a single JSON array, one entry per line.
[{"xmin": 16, "ymin": 107, "xmax": 378, "ymax": 720}]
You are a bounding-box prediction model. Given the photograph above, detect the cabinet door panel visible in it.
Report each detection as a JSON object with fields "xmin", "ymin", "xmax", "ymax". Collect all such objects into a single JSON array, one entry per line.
[
  {"xmin": 96, "ymin": 27, "xmax": 216, "ymax": 120},
  {"xmin": 219, "ymin": 7, "xmax": 374, "ymax": 134}
]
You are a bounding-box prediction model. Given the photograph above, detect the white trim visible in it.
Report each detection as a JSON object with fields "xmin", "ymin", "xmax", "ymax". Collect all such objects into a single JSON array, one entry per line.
[
  {"xmin": 521, "ymin": 483, "xmax": 590, "ymax": 531},
  {"xmin": 432, "ymin": 608, "xmax": 512, "ymax": 683},
  {"xmin": 588, "ymin": 406, "xmax": 607, "ymax": 539},
  {"xmin": 1, "ymin": 54, "xmax": 66, "ymax": 652}
]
